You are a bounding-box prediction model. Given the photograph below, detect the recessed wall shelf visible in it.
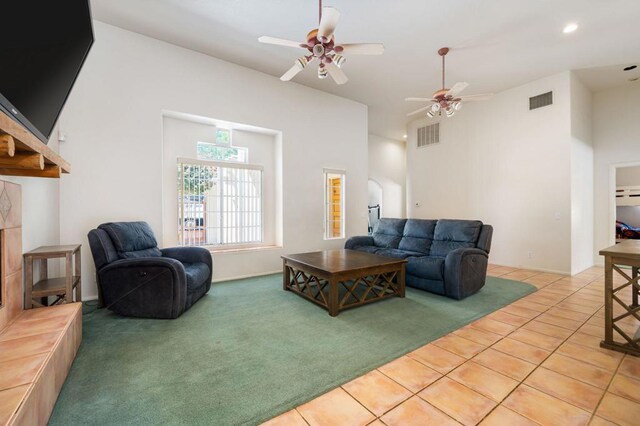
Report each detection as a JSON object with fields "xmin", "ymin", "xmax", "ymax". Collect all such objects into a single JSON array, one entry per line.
[{"xmin": 0, "ymin": 109, "xmax": 70, "ymax": 179}]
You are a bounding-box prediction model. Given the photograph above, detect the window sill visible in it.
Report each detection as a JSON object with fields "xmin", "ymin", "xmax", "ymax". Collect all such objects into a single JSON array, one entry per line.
[{"xmin": 206, "ymin": 245, "xmax": 283, "ymax": 255}]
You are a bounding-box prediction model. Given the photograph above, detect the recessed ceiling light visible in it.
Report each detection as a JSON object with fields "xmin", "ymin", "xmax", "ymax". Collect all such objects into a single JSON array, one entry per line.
[
  {"xmin": 563, "ymin": 23, "xmax": 578, "ymax": 33},
  {"xmin": 623, "ymin": 65, "xmax": 637, "ymax": 71},
  {"xmin": 403, "ymin": 134, "xmax": 407, "ymax": 139}
]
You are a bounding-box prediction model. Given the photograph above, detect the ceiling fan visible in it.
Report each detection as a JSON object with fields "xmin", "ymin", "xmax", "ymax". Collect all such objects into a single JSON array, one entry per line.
[
  {"xmin": 258, "ymin": 0, "xmax": 384, "ymax": 85},
  {"xmin": 406, "ymin": 47, "xmax": 492, "ymax": 118}
]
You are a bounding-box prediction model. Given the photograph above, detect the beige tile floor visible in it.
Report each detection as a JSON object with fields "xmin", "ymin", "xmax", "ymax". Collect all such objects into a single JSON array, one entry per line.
[{"xmin": 263, "ymin": 265, "xmax": 640, "ymax": 426}]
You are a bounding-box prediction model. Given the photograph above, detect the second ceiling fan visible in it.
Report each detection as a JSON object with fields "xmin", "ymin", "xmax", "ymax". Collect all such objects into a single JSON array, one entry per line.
[
  {"xmin": 258, "ymin": 0, "xmax": 384, "ymax": 85},
  {"xmin": 406, "ymin": 48, "xmax": 492, "ymax": 118}
]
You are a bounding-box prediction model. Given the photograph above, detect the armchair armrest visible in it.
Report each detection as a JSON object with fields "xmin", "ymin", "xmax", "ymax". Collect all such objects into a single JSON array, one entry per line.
[
  {"xmin": 161, "ymin": 246, "xmax": 212, "ymax": 267},
  {"xmin": 345, "ymin": 236, "xmax": 375, "ymax": 250},
  {"xmin": 444, "ymin": 248, "xmax": 489, "ymax": 300},
  {"xmin": 98, "ymin": 257, "xmax": 187, "ymax": 319}
]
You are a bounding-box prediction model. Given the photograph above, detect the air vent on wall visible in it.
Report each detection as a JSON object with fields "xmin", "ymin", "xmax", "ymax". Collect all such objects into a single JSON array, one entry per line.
[
  {"xmin": 529, "ymin": 91, "xmax": 553, "ymax": 110},
  {"xmin": 417, "ymin": 122, "xmax": 440, "ymax": 148}
]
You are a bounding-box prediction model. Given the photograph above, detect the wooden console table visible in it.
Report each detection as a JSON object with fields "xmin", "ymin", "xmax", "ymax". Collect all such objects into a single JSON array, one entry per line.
[
  {"xmin": 599, "ymin": 240, "xmax": 640, "ymax": 356},
  {"xmin": 24, "ymin": 245, "xmax": 82, "ymax": 309}
]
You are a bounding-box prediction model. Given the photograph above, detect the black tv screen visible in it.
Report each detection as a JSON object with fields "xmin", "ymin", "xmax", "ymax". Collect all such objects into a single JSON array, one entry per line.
[{"xmin": 0, "ymin": 1, "xmax": 93, "ymax": 144}]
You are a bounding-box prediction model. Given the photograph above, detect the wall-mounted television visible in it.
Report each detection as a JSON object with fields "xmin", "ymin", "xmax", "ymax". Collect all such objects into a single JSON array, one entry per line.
[{"xmin": 0, "ymin": 1, "xmax": 94, "ymax": 144}]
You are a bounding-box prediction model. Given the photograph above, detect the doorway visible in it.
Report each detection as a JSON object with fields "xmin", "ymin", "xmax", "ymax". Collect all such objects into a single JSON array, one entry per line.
[
  {"xmin": 613, "ymin": 165, "xmax": 640, "ymax": 242},
  {"xmin": 368, "ymin": 179, "xmax": 383, "ymax": 234}
]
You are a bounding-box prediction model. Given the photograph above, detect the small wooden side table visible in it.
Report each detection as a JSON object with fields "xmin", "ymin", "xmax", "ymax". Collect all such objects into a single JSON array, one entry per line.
[
  {"xmin": 599, "ymin": 240, "xmax": 640, "ymax": 356},
  {"xmin": 24, "ymin": 244, "xmax": 82, "ymax": 309}
]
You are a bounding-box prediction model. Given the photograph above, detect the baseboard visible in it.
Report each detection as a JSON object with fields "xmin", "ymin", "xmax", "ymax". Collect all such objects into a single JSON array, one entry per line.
[
  {"xmin": 491, "ymin": 264, "xmax": 571, "ymax": 276},
  {"xmin": 212, "ymin": 270, "xmax": 281, "ymax": 283}
]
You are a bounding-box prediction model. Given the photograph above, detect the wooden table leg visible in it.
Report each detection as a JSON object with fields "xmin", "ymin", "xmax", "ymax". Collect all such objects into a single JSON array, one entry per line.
[
  {"xmin": 398, "ymin": 265, "xmax": 406, "ymax": 298},
  {"xmin": 24, "ymin": 256, "xmax": 33, "ymax": 309},
  {"xmin": 603, "ymin": 255, "xmax": 614, "ymax": 345},
  {"xmin": 633, "ymin": 266, "xmax": 639, "ymax": 308},
  {"xmin": 283, "ymin": 259, "xmax": 290, "ymax": 291},
  {"xmin": 75, "ymin": 249, "xmax": 82, "ymax": 303},
  {"xmin": 328, "ymin": 278, "xmax": 339, "ymax": 317},
  {"xmin": 39, "ymin": 258, "xmax": 48, "ymax": 306},
  {"xmin": 65, "ymin": 253, "xmax": 73, "ymax": 304}
]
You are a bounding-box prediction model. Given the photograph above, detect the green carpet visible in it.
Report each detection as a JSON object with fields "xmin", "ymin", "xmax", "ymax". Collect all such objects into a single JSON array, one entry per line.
[{"xmin": 49, "ymin": 274, "xmax": 535, "ymax": 426}]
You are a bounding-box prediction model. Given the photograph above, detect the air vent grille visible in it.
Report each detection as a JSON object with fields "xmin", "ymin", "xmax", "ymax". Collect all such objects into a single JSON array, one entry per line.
[
  {"xmin": 417, "ymin": 123, "xmax": 440, "ymax": 148},
  {"xmin": 529, "ymin": 91, "xmax": 553, "ymax": 110}
]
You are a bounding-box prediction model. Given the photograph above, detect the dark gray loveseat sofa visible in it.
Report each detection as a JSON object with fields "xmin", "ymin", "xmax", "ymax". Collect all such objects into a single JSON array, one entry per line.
[
  {"xmin": 345, "ymin": 218, "xmax": 493, "ymax": 299},
  {"xmin": 88, "ymin": 221, "xmax": 212, "ymax": 319}
]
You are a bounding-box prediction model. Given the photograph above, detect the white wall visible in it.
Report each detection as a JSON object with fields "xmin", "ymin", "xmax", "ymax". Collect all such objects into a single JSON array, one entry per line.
[
  {"xmin": 593, "ymin": 83, "xmax": 640, "ymax": 262},
  {"xmin": 569, "ymin": 73, "xmax": 594, "ymax": 275},
  {"xmin": 58, "ymin": 21, "xmax": 368, "ymax": 299},
  {"xmin": 368, "ymin": 134, "xmax": 406, "ymax": 218},
  {"xmin": 406, "ymin": 72, "xmax": 574, "ymax": 273},
  {"xmin": 617, "ymin": 166, "xmax": 640, "ymax": 187}
]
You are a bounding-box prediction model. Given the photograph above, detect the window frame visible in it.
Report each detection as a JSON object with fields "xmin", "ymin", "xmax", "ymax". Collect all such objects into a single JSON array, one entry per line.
[
  {"xmin": 323, "ymin": 168, "xmax": 346, "ymax": 240},
  {"xmin": 177, "ymin": 157, "xmax": 265, "ymax": 249}
]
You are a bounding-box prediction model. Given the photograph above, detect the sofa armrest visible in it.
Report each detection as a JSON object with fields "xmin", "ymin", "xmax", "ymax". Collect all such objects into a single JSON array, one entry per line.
[
  {"xmin": 161, "ymin": 247, "xmax": 212, "ymax": 267},
  {"xmin": 444, "ymin": 248, "xmax": 489, "ymax": 300},
  {"xmin": 98, "ymin": 257, "xmax": 187, "ymax": 319},
  {"xmin": 345, "ymin": 236, "xmax": 375, "ymax": 250}
]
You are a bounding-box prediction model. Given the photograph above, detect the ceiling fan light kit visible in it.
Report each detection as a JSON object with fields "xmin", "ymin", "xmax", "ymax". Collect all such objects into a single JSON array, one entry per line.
[
  {"xmin": 406, "ymin": 47, "xmax": 493, "ymax": 119},
  {"xmin": 258, "ymin": 0, "xmax": 384, "ymax": 85}
]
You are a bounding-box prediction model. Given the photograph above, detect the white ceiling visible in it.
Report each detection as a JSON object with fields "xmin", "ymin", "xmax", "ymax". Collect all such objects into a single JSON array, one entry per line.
[{"xmin": 90, "ymin": 0, "xmax": 640, "ymax": 140}]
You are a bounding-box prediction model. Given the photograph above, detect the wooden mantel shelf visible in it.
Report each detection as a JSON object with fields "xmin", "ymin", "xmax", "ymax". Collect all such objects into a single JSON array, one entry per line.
[{"xmin": 0, "ymin": 109, "xmax": 70, "ymax": 179}]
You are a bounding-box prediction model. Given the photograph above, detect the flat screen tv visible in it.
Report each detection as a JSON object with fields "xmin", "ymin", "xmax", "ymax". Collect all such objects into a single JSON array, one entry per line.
[{"xmin": 0, "ymin": 1, "xmax": 94, "ymax": 144}]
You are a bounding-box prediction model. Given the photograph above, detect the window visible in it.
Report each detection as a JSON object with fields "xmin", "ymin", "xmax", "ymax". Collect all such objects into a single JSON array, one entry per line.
[
  {"xmin": 324, "ymin": 169, "xmax": 345, "ymax": 239},
  {"xmin": 197, "ymin": 129, "xmax": 248, "ymax": 163},
  {"xmin": 178, "ymin": 158, "xmax": 263, "ymax": 247}
]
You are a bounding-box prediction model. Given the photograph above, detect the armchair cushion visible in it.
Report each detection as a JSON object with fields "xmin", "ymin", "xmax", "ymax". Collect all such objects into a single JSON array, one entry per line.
[{"xmin": 98, "ymin": 222, "xmax": 162, "ymax": 259}]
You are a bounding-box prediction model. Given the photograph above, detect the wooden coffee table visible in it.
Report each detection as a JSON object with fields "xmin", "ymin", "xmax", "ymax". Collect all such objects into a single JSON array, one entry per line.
[{"xmin": 282, "ymin": 249, "xmax": 406, "ymax": 316}]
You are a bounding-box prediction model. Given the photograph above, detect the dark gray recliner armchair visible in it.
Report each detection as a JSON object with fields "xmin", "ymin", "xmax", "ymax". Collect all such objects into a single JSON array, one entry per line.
[{"xmin": 88, "ymin": 221, "xmax": 212, "ymax": 319}]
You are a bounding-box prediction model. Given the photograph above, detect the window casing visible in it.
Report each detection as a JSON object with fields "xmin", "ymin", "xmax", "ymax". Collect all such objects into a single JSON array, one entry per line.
[
  {"xmin": 178, "ymin": 158, "xmax": 263, "ymax": 247},
  {"xmin": 324, "ymin": 169, "xmax": 345, "ymax": 239}
]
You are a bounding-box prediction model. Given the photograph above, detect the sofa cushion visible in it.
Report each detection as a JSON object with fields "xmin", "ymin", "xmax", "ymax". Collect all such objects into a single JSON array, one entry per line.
[
  {"xmin": 406, "ymin": 256, "xmax": 445, "ymax": 281},
  {"xmin": 430, "ymin": 219, "xmax": 482, "ymax": 257},
  {"xmin": 376, "ymin": 248, "xmax": 424, "ymax": 259},
  {"xmin": 398, "ymin": 219, "xmax": 438, "ymax": 254},
  {"xmin": 372, "ymin": 218, "xmax": 407, "ymax": 249},
  {"xmin": 184, "ymin": 262, "xmax": 211, "ymax": 293},
  {"xmin": 352, "ymin": 245, "xmax": 381, "ymax": 254},
  {"xmin": 98, "ymin": 222, "xmax": 162, "ymax": 259}
]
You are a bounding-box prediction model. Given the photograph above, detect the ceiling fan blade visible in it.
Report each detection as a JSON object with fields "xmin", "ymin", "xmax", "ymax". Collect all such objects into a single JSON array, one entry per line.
[
  {"xmin": 258, "ymin": 36, "xmax": 305, "ymax": 49},
  {"xmin": 407, "ymin": 105, "xmax": 434, "ymax": 116},
  {"xmin": 317, "ymin": 7, "xmax": 340, "ymax": 41},
  {"xmin": 280, "ymin": 64, "xmax": 304, "ymax": 82},
  {"xmin": 336, "ymin": 43, "xmax": 384, "ymax": 55},
  {"xmin": 405, "ymin": 97, "xmax": 435, "ymax": 102},
  {"xmin": 459, "ymin": 93, "xmax": 494, "ymax": 101},
  {"xmin": 326, "ymin": 62, "xmax": 348, "ymax": 85},
  {"xmin": 446, "ymin": 82, "xmax": 469, "ymax": 97}
]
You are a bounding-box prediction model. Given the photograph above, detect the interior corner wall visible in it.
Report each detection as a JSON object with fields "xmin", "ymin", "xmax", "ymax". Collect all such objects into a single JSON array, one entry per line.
[
  {"xmin": 406, "ymin": 72, "xmax": 573, "ymax": 274},
  {"xmin": 368, "ymin": 134, "xmax": 406, "ymax": 218},
  {"xmin": 57, "ymin": 21, "xmax": 368, "ymax": 300},
  {"xmin": 593, "ymin": 83, "xmax": 640, "ymax": 263},
  {"xmin": 569, "ymin": 73, "xmax": 594, "ymax": 275}
]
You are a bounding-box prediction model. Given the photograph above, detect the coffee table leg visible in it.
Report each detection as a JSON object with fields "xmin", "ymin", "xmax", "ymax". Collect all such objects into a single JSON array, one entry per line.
[
  {"xmin": 329, "ymin": 278, "xmax": 339, "ymax": 317},
  {"xmin": 398, "ymin": 265, "xmax": 406, "ymax": 298},
  {"xmin": 283, "ymin": 260, "xmax": 290, "ymax": 291}
]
